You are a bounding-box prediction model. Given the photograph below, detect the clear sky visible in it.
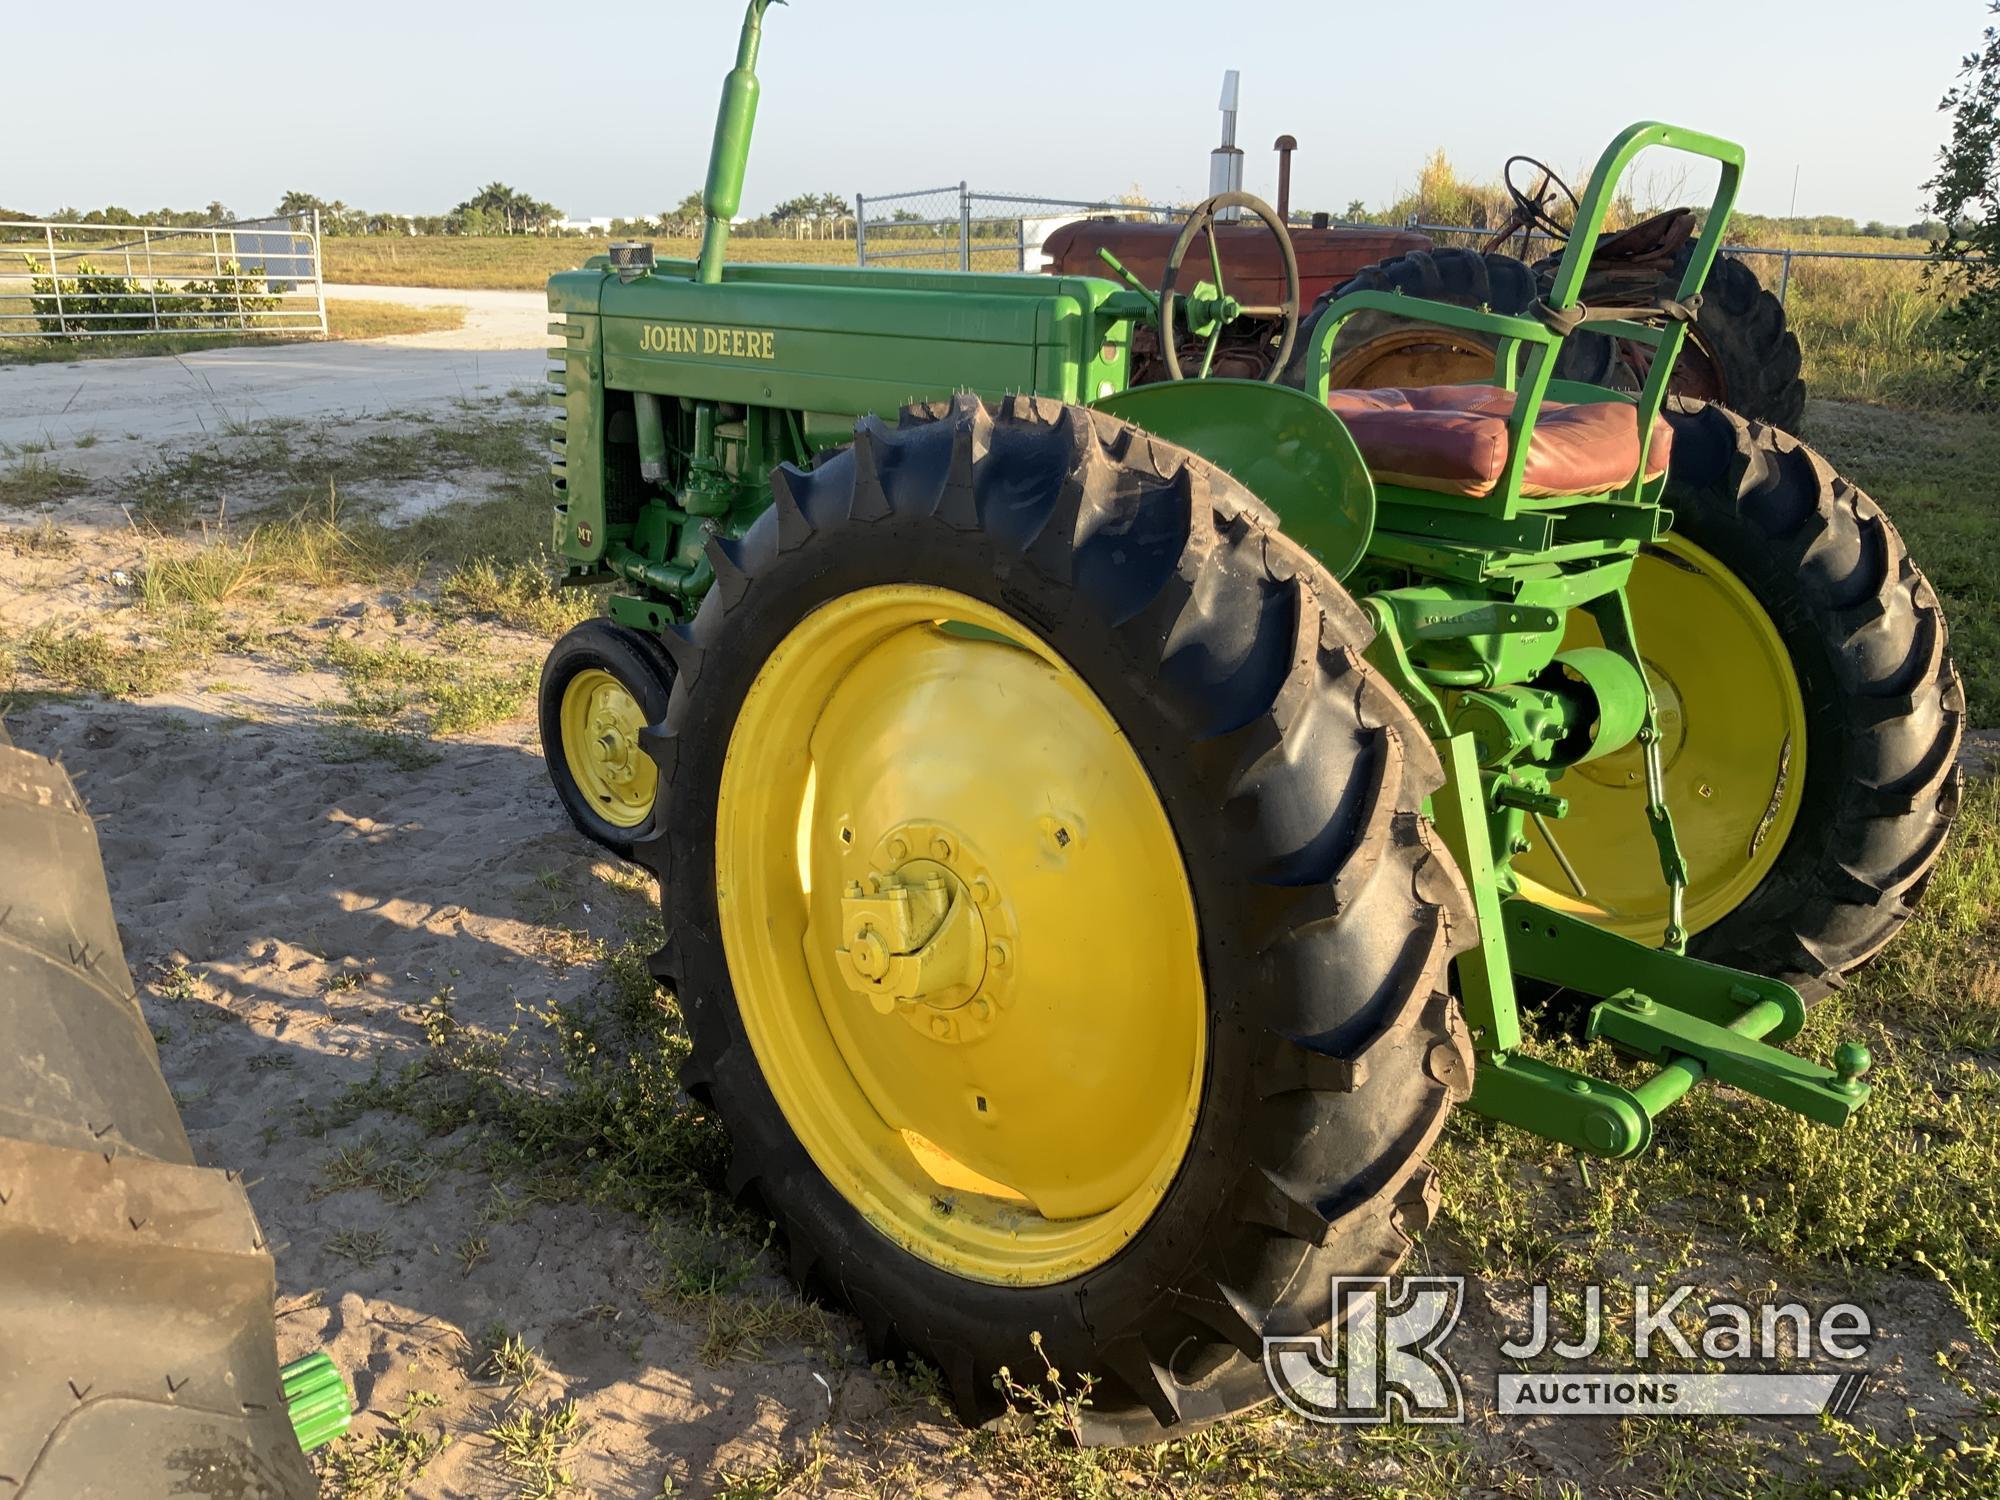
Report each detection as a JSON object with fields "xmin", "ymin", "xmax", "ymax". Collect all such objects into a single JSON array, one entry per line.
[{"xmin": 5, "ymin": 0, "xmax": 1985, "ymax": 227}]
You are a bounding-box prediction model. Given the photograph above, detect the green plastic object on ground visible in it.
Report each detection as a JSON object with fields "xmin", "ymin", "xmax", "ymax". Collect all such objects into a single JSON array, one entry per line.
[{"xmin": 280, "ymin": 1352, "xmax": 352, "ymax": 1454}]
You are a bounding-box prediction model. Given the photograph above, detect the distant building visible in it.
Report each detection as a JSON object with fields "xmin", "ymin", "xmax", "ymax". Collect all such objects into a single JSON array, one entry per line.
[{"xmin": 557, "ymin": 216, "xmax": 616, "ymax": 234}]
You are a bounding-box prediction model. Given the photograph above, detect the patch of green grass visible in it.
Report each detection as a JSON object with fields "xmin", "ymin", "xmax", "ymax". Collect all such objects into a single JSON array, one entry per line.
[
  {"xmin": 315, "ymin": 1136, "xmax": 438, "ymax": 1206},
  {"xmin": 318, "ymin": 725, "xmax": 444, "ymax": 770},
  {"xmin": 324, "ymin": 635, "xmax": 537, "ymax": 736},
  {"xmin": 711, "ymin": 1438, "xmax": 832, "ymax": 1500},
  {"xmin": 138, "ymin": 532, "xmax": 268, "ymax": 608},
  {"xmin": 642, "ymin": 1213, "xmax": 838, "ymax": 1365},
  {"xmin": 0, "ymin": 455, "xmax": 88, "ymax": 507},
  {"xmin": 16, "ymin": 623, "xmax": 179, "ymax": 697},
  {"xmin": 437, "ymin": 556, "xmax": 598, "ymax": 637},
  {"xmin": 1760, "ymin": 1416, "xmax": 2000, "ymax": 1499},
  {"xmin": 319, "ymin": 1389, "xmax": 451, "ymax": 1500}
]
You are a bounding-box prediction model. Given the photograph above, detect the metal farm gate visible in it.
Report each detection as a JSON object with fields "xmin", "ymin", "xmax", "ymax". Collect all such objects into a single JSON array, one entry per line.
[{"xmin": 0, "ymin": 214, "xmax": 327, "ymax": 342}]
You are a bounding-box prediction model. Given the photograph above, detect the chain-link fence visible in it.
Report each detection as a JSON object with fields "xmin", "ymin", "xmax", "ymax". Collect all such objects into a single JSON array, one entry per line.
[{"xmin": 857, "ymin": 187, "xmax": 1183, "ymax": 273}]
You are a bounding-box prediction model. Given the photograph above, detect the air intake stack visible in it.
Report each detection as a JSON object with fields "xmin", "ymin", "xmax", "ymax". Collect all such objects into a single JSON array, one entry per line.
[{"xmin": 1209, "ymin": 70, "xmax": 1243, "ymax": 219}]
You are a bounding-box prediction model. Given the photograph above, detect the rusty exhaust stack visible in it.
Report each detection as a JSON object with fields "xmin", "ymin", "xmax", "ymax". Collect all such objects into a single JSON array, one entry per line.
[{"xmin": 1274, "ymin": 135, "xmax": 1298, "ymax": 221}]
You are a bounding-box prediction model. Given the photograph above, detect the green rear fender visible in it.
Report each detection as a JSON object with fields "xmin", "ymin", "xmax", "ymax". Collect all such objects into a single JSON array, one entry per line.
[{"xmin": 1092, "ymin": 379, "xmax": 1376, "ymax": 580}]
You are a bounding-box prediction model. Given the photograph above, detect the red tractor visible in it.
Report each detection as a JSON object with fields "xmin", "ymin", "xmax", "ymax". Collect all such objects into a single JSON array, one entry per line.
[{"xmin": 1042, "ymin": 147, "xmax": 1804, "ymax": 428}]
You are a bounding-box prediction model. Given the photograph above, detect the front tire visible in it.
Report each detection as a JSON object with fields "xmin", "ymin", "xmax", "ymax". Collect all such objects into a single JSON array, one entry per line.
[
  {"xmin": 640, "ymin": 394, "xmax": 1473, "ymax": 1441},
  {"xmin": 538, "ymin": 618, "xmax": 677, "ymax": 859}
]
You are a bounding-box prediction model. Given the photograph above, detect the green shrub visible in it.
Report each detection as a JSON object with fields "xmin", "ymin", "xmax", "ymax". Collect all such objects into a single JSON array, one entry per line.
[{"xmin": 24, "ymin": 256, "xmax": 278, "ymax": 337}]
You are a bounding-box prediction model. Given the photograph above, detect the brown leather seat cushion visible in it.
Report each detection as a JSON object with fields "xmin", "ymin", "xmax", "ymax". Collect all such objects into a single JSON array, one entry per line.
[{"xmin": 1325, "ymin": 386, "xmax": 1673, "ymax": 499}]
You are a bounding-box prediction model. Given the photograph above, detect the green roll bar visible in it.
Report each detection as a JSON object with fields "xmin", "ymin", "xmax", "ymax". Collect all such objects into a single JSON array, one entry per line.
[{"xmin": 1302, "ymin": 122, "xmax": 1746, "ymax": 519}]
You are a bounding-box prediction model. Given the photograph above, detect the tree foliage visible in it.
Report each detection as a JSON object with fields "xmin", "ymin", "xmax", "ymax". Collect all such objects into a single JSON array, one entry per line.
[{"xmin": 1926, "ymin": 1, "xmax": 2000, "ymax": 393}]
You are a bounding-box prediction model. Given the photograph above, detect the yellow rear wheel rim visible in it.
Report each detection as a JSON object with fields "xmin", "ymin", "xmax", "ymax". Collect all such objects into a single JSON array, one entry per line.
[
  {"xmin": 1516, "ymin": 535, "xmax": 1808, "ymax": 940},
  {"xmin": 715, "ymin": 585, "xmax": 1206, "ymax": 1286},
  {"xmin": 560, "ymin": 668, "xmax": 656, "ymax": 830}
]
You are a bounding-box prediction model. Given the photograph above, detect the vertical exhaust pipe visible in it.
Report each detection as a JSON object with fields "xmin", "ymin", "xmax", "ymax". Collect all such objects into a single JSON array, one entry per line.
[
  {"xmin": 697, "ymin": 0, "xmax": 783, "ymax": 285},
  {"xmin": 1274, "ymin": 134, "xmax": 1298, "ymax": 221}
]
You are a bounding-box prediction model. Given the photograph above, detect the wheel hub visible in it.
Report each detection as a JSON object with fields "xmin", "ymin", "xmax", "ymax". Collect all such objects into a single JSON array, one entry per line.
[
  {"xmin": 559, "ymin": 668, "xmax": 656, "ymax": 826},
  {"xmin": 1513, "ymin": 536, "xmax": 1806, "ymax": 940},
  {"xmin": 1574, "ymin": 658, "xmax": 1687, "ymax": 790},
  {"xmin": 832, "ymin": 827, "xmax": 1019, "ymax": 1044}
]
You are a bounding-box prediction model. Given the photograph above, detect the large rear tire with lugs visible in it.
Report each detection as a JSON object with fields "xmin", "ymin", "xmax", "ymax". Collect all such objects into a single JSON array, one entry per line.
[
  {"xmin": 1280, "ymin": 240, "xmax": 1807, "ymax": 430},
  {"xmin": 1281, "ymin": 247, "xmax": 1538, "ymax": 391},
  {"xmin": 1514, "ymin": 401, "xmax": 1962, "ymax": 1000},
  {"xmin": 638, "ymin": 394, "xmax": 1473, "ymax": 1442},
  {"xmin": 1553, "ymin": 245, "xmax": 1807, "ymax": 431}
]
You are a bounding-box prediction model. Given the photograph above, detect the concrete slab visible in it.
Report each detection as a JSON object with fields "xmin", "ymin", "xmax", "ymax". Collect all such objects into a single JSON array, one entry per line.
[{"xmin": 0, "ymin": 284, "xmax": 550, "ymax": 453}]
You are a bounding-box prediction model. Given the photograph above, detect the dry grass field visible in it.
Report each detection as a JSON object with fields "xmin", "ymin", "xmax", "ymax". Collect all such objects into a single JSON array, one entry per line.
[{"xmin": 324, "ymin": 235, "xmax": 858, "ymax": 289}]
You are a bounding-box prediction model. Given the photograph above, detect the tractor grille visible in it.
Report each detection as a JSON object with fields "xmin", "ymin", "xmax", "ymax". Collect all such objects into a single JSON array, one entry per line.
[{"xmin": 547, "ymin": 319, "xmax": 577, "ymax": 508}]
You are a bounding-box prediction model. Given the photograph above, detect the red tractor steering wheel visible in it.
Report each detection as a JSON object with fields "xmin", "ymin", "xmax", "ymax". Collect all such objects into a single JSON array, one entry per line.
[{"xmin": 1158, "ymin": 191, "xmax": 1301, "ymax": 382}]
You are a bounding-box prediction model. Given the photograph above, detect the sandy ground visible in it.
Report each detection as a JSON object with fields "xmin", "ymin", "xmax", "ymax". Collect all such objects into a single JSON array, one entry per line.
[{"xmin": 3, "ymin": 333, "xmax": 1994, "ymax": 1495}]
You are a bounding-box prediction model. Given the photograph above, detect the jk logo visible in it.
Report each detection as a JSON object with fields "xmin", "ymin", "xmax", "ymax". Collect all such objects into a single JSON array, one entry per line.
[{"xmin": 1264, "ymin": 1276, "xmax": 1466, "ymax": 1424}]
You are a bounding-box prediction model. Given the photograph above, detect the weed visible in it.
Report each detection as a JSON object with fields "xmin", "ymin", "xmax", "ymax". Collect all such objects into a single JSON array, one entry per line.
[
  {"xmin": 2, "ymin": 514, "xmax": 75, "ymax": 556},
  {"xmin": 324, "ymin": 635, "xmax": 536, "ymax": 737},
  {"xmin": 483, "ymin": 1398, "xmax": 582, "ymax": 1499},
  {"xmin": 154, "ymin": 961, "xmax": 207, "ymax": 1002},
  {"xmin": 319, "ymin": 1389, "xmax": 450, "ymax": 1500},
  {"xmin": 138, "ymin": 531, "xmax": 268, "ymax": 608},
  {"xmin": 316, "ymin": 1137, "xmax": 438, "ymax": 1206},
  {"xmin": 324, "ymin": 1228, "xmax": 391, "ymax": 1267},
  {"xmin": 477, "ymin": 1324, "xmax": 546, "ymax": 1395},
  {"xmin": 456, "ymin": 1233, "xmax": 490, "ymax": 1275},
  {"xmin": 417, "ymin": 986, "xmax": 459, "ymax": 1047},
  {"xmin": 438, "ymin": 555, "xmax": 597, "ymax": 637},
  {"xmin": 318, "ymin": 725, "xmax": 444, "ymax": 770},
  {"xmin": 710, "ymin": 1435, "xmax": 832, "ymax": 1500}
]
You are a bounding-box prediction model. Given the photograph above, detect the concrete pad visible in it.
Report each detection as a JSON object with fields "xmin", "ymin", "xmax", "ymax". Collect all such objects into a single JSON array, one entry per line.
[{"xmin": 0, "ymin": 284, "xmax": 551, "ymax": 454}]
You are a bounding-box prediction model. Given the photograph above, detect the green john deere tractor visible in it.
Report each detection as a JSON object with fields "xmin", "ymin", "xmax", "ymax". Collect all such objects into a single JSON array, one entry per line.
[{"xmin": 534, "ymin": 1, "xmax": 1962, "ymax": 1441}]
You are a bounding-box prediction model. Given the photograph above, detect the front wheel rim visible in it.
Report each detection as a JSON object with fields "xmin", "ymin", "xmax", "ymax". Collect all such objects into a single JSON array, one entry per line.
[
  {"xmin": 714, "ymin": 584, "xmax": 1206, "ymax": 1286},
  {"xmin": 560, "ymin": 667, "xmax": 656, "ymax": 829}
]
